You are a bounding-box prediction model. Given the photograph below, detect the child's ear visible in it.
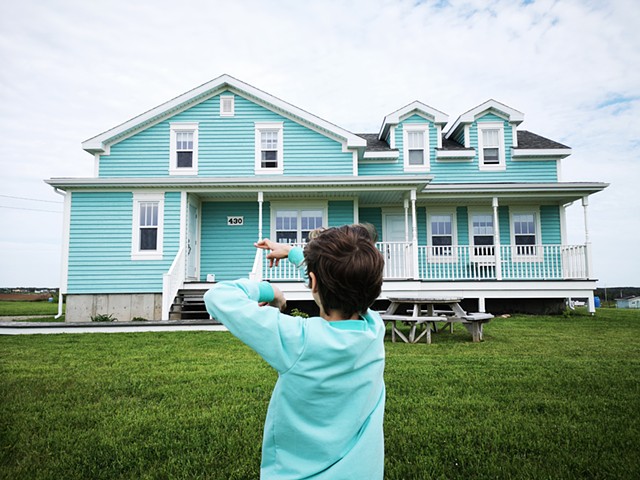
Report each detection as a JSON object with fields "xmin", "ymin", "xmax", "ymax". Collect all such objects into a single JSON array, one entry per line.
[{"xmin": 308, "ymin": 272, "xmax": 318, "ymax": 293}]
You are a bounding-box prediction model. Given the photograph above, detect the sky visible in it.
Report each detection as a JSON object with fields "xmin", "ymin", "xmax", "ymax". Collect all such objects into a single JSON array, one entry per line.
[{"xmin": 0, "ymin": 0, "xmax": 638, "ymax": 288}]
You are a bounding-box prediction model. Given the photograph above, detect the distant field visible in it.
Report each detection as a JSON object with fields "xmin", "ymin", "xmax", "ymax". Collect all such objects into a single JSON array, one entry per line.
[{"xmin": 0, "ymin": 300, "xmax": 61, "ymax": 317}]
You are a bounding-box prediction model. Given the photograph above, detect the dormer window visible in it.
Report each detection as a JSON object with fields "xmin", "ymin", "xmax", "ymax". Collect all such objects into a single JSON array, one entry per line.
[
  {"xmin": 478, "ymin": 122, "xmax": 505, "ymax": 170},
  {"xmin": 403, "ymin": 124, "xmax": 430, "ymax": 172},
  {"xmin": 255, "ymin": 122, "xmax": 284, "ymax": 174},
  {"xmin": 220, "ymin": 95, "xmax": 234, "ymax": 116},
  {"xmin": 170, "ymin": 123, "xmax": 198, "ymax": 175}
]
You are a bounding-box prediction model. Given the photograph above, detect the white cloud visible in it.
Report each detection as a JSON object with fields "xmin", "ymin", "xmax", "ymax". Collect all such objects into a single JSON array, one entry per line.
[{"xmin": 0, "ymin": 0, "xmax": 638, "ymax": 286}]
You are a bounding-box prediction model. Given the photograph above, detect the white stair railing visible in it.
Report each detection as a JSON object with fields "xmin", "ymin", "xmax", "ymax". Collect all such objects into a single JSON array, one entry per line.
[{"xmin": 162, "ymin": 246, "xmax": 186, "ymax": 320}]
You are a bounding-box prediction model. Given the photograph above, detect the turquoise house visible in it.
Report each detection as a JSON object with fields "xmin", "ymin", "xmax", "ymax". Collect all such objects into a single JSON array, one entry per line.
[{"xmin": 46, "ymin": 75, "xmax": 607, "ymax": 321}]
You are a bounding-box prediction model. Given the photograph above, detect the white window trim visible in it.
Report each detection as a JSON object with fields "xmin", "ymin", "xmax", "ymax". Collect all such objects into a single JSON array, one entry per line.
[
  {"xmin": 255, "ymin": 122, "xmax": 284, "ymax": 174},
  {"xmin": 269, "ymin": 201, "xmax": 328, "ymax": 243},
  {"xmin": 477, "ymin": 122, "xmax": 506, "ymax": 171},
  {"xmin": 509, "ymin": 207, "xmax": 543, "ymax": 262},
  {"xmin": 132, "ymin": 192, "xmax": 164, "ymax": 260},
  {"xmin": 403, "ymin": 123, "xmax": 430, "ymax": 172},
  {"xmin": 170, "ymin": 122, "xmax": 198, "ymax": 176},
  {"xmin": 468, "ymin": 208, "xmax": 496, "ymax": 262},
  {"xmin": 426, "ymin": 209, "xmax": 458, "ymax": 263},
  {"xmin": 220, "ymin": 94, "xmax": 235, "ymax": 117}
]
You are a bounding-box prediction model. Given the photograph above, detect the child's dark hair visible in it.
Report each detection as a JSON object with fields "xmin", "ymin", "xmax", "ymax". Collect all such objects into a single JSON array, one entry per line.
[{"xmin": 303, "ymin": 224, "xmax": 384, "ymax": 318}]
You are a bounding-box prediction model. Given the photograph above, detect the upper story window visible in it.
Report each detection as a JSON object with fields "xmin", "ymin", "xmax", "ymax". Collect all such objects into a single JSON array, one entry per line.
[
  {"xmin": 511, "ymin": 212, "xmax": 540, "ymax": 258},
  {"xmin": 170, "ymin": 123, "xmax": 198, "ymax": 175},
  {"xmin": 220, "ymin": 95, "xmax": 235, "ymax": 117},
  {"xmin": 132, "ymin": 193, "xmax": 164, "ymax": 260},
  {"xmin": 255, "ymin": 122, "xmax": 284, "ymax": 174},
  {"xmin": 471, "ymin": 212, "xmax": 495, "ymax": 257},
  {"xmin": 477, "ymin": 122, "xmax": 505, "ymax": 171},
  {"xmin": 274, "ymin": 207, "xmax": 325, "ymax": 244},
  {"xmin": 427, "ymin": 211, "xmax": 456, "ymax": 259},
  {"xmin": 403, "ymin": 124, "xmax": 430, "ymax": 172}
]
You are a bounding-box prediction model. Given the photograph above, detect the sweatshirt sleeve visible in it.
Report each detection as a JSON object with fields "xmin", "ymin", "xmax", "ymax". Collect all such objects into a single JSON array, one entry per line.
[{"xmin": 204, "ymin": 279, "xmax": 305, "ymax": 373}]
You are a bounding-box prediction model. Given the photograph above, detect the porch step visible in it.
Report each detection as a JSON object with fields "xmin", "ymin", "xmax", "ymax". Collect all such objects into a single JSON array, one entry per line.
[{"xmin": 169, "ymin": 289, "xmax": 219, "ymax": 322}]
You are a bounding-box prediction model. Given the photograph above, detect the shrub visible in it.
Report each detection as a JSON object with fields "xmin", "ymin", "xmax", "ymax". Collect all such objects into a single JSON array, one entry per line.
[
  {"xmin": 131, "ymin": 317, "xmax": 148, "ymax": 322},
  {"xmin": 290, "ymin": 308, "xmax": 309, "ymax": 318},
  {"xmin": 90, "ymin": 313, "xmax": 116, "ymax": 322}
]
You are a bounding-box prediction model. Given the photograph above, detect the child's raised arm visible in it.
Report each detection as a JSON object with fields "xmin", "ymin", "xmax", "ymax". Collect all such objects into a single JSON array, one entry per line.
[{"xmin": 254, "ymin": 238, "xmax": 292, "ymax": 267}]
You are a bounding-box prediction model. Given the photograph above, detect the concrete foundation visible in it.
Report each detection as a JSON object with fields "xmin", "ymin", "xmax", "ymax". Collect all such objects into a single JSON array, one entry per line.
[{"xmin": 65, "ymin": 294, "xmax": 163, "ymax": 322}]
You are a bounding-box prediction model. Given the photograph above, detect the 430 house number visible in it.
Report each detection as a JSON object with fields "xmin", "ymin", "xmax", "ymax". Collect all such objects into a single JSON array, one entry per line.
[{"xmin": 227, "ymin": 216, "xmax": 244, "ymax": 226}]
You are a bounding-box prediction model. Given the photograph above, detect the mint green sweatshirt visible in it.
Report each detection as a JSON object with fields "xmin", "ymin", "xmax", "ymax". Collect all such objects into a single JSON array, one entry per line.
[{"xmin": 203, "ymin": 248, "xmax": 385, "ymax": 479}]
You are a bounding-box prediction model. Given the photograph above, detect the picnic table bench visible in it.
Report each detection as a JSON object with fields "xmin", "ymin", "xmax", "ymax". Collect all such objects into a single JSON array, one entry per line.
[{"xmin": 380, "ymin": 296, "xmax": 493, "ymax": 344}]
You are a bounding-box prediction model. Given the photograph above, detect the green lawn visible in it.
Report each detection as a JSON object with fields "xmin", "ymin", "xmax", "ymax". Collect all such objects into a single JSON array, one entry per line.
[
  {"xmin": 1, "ymin": 309, "xmax": 639, "ymax": 479},
  {"xmin": 0, "ymin": 300, "xmax": 61, "ymax": 317}
]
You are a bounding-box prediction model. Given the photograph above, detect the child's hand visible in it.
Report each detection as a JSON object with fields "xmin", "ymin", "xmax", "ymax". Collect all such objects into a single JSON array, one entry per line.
[
  {"xmin": 269, "ymin": 285, "xmax": 287, "ymax": 312},
  {"xmin": 254, "ymin": 238, "xmax": 292, "ymax": 268}
]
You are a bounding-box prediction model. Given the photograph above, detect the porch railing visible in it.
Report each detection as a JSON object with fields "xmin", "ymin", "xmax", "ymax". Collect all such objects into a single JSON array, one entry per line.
[
  {"xmin": 251, "ymin": 243, "xmax": 589, "ymax": 282},
  {"xmin": 162, "ymin": 246, "xmax": 186, "ymax": 320},
  {"xmin": 418, "ymin": 244, "xmax": 588, "ymax": 281}
]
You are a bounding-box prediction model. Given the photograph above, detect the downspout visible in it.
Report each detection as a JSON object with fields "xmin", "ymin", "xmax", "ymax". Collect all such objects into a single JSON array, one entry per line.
[{"xmin": 53, "ymin": 187, "xmax": 67, "ymax": 320}]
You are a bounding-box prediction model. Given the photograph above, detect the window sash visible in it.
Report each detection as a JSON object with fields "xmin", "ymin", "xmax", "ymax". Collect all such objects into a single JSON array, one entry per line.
[
  {"xmin": 513, "ymin": 213, "xmax": 537, "ymax": 255},
  {"xmin": 275, "ymin": 209, "xmax": 324, "ymax": 243},
  {"xmin": 429, "ymin": 214, "xmax": 453, "ymax": 255},
  {"xmin": 137, "ymin": 201, "xmax": 159, "ymax": 252},
  {"xmin": 260, "ymin": 130, "xmax": 279, "ymax": 168},
  {"xmin": 175, "ymin": 130, "xmax": 194, "ymax": 169},
  {"xmin": 472, "ymin": 214, "xmax": 494, "ymax": 255}
]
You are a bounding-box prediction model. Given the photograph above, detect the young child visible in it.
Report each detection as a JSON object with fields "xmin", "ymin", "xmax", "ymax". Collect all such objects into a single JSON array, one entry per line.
[{"xmin": 204, "ymin": 225, "xmax": 386, "ymax": 479}]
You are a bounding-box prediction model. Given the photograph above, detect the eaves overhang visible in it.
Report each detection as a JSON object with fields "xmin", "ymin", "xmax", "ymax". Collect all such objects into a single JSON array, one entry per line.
[
  {"xmin": 378, "ymin": 101, "xmax": 449, "ymax": 140},
  {"xmin": 82, "ymin": 74, "xmax": 367, "ymax": 155},
  {"xmin": 420, "ymin": 182, "xmax": 608, "ymax": 204},
  {"xmin": 45, "ymin": 175, "xmax": 432, "ymax": 193},
  {"xmin": 445, "ymin": 99, "xmax": 525, "ymax": 140}
]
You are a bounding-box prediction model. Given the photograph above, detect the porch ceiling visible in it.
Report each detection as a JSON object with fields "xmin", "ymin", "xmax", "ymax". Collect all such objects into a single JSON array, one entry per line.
[{"xmin": 193, "ymin": 189, "xmax": 408, "ymax": 205}]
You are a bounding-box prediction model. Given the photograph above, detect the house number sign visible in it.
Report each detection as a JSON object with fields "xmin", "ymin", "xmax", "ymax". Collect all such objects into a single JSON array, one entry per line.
[{"xmin": 227, "ymin": 216, "xmax": 244, "ymax": 226}]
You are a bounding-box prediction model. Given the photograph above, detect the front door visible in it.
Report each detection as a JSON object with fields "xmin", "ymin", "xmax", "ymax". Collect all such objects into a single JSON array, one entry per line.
[
  {"xmin": 186, "ymin": 201, "xmax": 199, "ymax": 280},
  {"xmin": 383, "ymin": 214, "xmax": 408, "ymax": 278}
]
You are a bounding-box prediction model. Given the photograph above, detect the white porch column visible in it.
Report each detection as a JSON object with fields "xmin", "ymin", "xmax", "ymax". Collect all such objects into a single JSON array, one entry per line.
[
  {"xmin": 257, "ymin": 191, "xmax": 264, "ymax": 241},
  {"xmin": 410, "ymin": 189, "xmax": 419, "ymax": 279},
  {"xmin": 403, "ymin": 198, "xmax": 410, "ymax": 243},
  {"xmin": 582, "ymin": 196, "xmax": 593, "ymax": 279},
  {"xmin": 492, "ymin": 197, "xmax": 502, "ymax": 280}
]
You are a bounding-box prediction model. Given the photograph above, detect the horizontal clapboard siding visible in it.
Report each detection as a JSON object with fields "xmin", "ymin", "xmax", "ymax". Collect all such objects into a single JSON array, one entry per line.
[
  {"xmin": 99, "ymin": 93, "xmax": 353, "ymax": 178},
  {"xmin": 67, "ymin": 191, "xmax": 180, "ymax": 293},
  {"xmin": 200, "ymin": 201, "xmax": 262, "ymax": 282},
  {"xmin": 540, "ymin": 205, "xmax": 561, "ymax": 244},
  {"xmin": 328, "ymin": 201, "xmax": 354, "ymax": 227}
]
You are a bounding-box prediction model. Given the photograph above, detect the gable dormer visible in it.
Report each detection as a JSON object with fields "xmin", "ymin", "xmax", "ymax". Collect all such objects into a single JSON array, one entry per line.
[
  {"xmin": 445, "ymin": 100, "xmax": 524, "ymax": 171},
  {"xmin": 378, "ymin": 101, "xmax": 449, "ymax": 172}
]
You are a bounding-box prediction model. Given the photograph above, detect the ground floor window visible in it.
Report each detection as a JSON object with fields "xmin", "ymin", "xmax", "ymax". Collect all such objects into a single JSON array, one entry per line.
[
  {"xmin": 471, "ymin": 212, "xmax": 495, "ymax": 257},
  {"xmin": 428, "ymin": 212, "xmax": 455, "ymax": 257},
  {"xmin": 512, "ymin": 212, "xmax": 539, "ymax": 257},
  {"xmin": 132, "ymin": 192, "xmax": 164, "ymax": 260},
  {"xmin": 274, "ymin": 207, "xmax": 324, "ymax": 244}
]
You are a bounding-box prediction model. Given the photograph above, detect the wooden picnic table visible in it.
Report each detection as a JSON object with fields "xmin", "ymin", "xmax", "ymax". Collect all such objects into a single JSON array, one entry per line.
[{"xmin": 380, "ymin": 296, "xmax": 493, "ymax": 344}]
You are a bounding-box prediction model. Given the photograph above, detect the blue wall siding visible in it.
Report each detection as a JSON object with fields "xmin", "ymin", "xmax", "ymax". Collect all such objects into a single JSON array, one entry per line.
[
  {"xmin": 359, "ymin": 208, "xmax": 383, "ymax": 238},
  {"xmin": 540, "ymin": 205, "xmax": 561, "ymax": 244},
  {"xmin": 200, "ymin": 201, "xmax": 262, "ymax": 282},
  {"xmin": 328, "ymin": 201, "xmax": 354, "ymax": 227},
  {"xmin": 67, "ymin": 191, "xmax": 180, "ymax": 293},
  {"xmin": 99, "ymin": 93, "xmax": 353, "ymax": 178},
  {"xmin": 430, "ymin": 113, "xmax": 557, "ymax": 183}
]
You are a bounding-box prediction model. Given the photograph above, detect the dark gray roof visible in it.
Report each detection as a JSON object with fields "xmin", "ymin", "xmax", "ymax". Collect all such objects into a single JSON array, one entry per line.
[
  {"xmin": 357, "ymin": 134, "xmax": 398, "ymax": 152},
  {"xmin": 357, "ymin": 130, "xmax": 570, "ymax": 153},
  {"xmin": 440, "ymin": 137, "xmax": 472, "ymax": 151},
  {"xmin": 516, "ymin": 130, "xmax": 570, "ymax": 149}
]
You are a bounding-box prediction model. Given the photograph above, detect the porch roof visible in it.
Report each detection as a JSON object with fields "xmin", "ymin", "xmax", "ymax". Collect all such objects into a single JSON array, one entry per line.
[
  {"xmin": 45, "ymin": 175, "xmax": 432, "ymax": 205},
  {"xmin": 420, "ymin": 182, "xmax": 609, "ymax": 205}
]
